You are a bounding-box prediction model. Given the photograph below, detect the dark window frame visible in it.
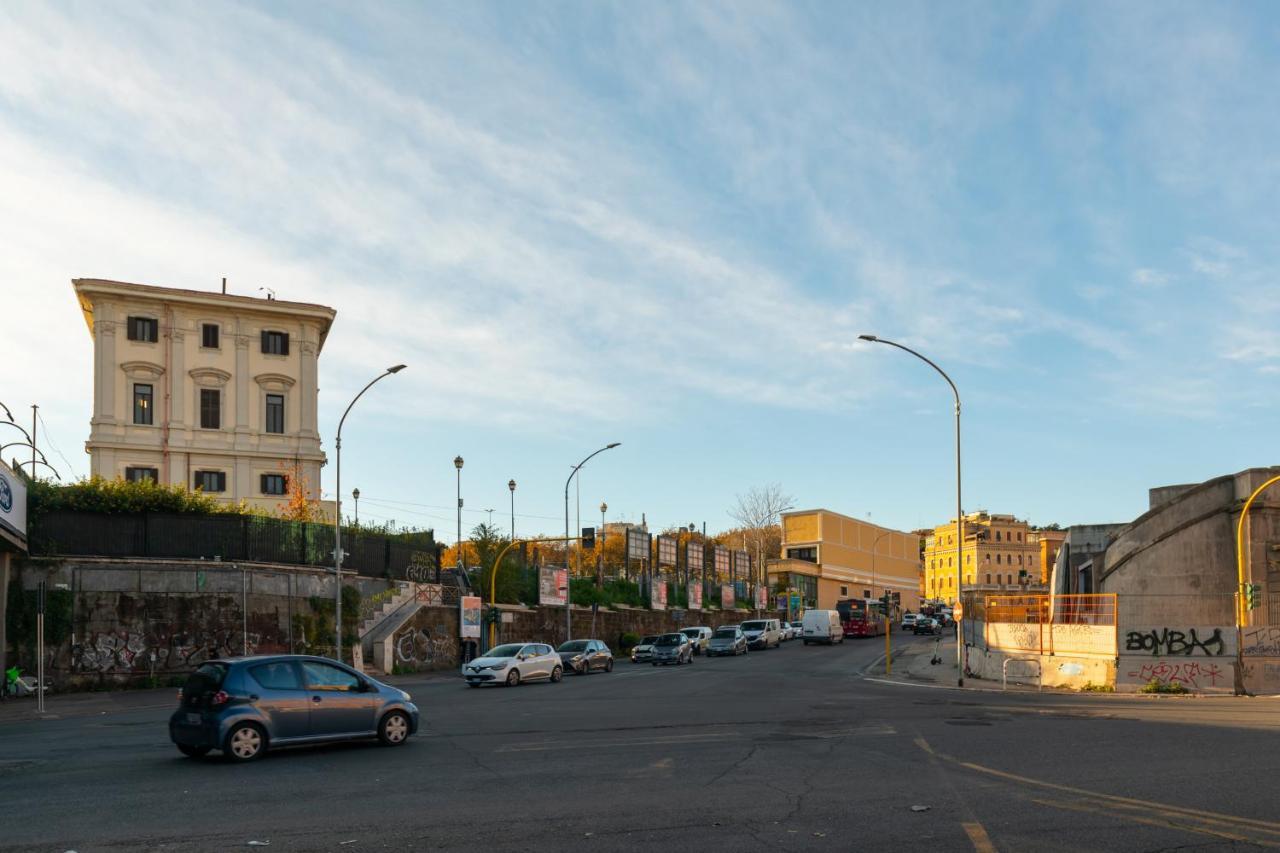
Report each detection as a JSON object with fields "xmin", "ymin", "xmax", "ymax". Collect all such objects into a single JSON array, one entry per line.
[
  {"xmin": 194, "ymin": 470, "xmax": 226, "ymax": 493},
  {"xmin": 201, "ymin": 323, "xmax": 220, "ymax": 349},
  {"xmin": 265, "ymin": 393, "xmax": 285, "ymax": 434},
  {"xmin": 261, "ymin": 473, "xmax": 288, "ymax": 495},
  {"xmin": 125, "ymin": 466, "xmax": 158, "ymax": 483},
  {"xmin": 199, "ymin": 388, "xmax": 221, "ymax": 430},
  {"xmin": 126, "ymin": 316, "xmax": 159, "ymax": 343},
  {"xmin": 133, "ymin": 383, "xmax": 154, "ymax": 425},
  {"xmin": 261, "ymin": 330, "xmax": 290, "ymax": 356}
]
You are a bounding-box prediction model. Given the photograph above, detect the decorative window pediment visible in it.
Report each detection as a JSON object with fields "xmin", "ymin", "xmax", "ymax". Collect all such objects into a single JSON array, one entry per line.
[
  {"xmin": 189, "ymin": 367, "xmax": 232, "ymax": 388},
  {"xmin": 254, "ymin": 372, "xmax": 296, "ymax": 392},
  {"xmin": 120, "ymin": 360, "xmax": 165, "ymax": 380}
]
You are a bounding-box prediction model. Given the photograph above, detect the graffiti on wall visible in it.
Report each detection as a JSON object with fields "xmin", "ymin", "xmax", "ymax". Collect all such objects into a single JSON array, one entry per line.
[
  {"xmin": 1242, "ymin": 626, "xmax": 1280, "ymax": 657},
  {"xmin": 1123, "ymin": 627, "xmax": 1229, "ymax": 657},
  {"xmin": 1123, "ymin": 660, "xmax": 1227, "ymax": 690},
  {"xmin": 393, "ymin": 624, "xmax": 458, "ymax": 670},
  {"xmin": 69, "ymin": 628, "xmax": 268, "ymax": 674}
]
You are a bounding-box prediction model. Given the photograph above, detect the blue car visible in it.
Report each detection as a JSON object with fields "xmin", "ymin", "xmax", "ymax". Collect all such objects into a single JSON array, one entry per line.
[{"xmin": 168, "ymin": 655, "xmax": 419, "ymax": 762}]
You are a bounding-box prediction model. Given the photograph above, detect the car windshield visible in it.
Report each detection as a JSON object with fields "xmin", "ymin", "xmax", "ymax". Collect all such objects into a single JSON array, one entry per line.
[
  {"xmin": 487, "ymin": 644, "xmax": 525, "ymax": 658},
  {"xmin": 656, "ymin": 634, "xmax": 684, "ymax": 645},
  {"xmin": 681, "ymin": 629, "xmax": 700, "ymax": 637},
  {"xmin": 640, "ymin": 636, "xmax": 659, "ymax": 645},
  {"xmin": 713, "ymin": 629, "xmax": 738, "ymax": 639},
  {"xmin": 741, "ymin": 621, "xmax": 766, "ymax": 631},
  {"xmin": 558, "ymin": 641, "xmax": 589, "ymax": 652}
]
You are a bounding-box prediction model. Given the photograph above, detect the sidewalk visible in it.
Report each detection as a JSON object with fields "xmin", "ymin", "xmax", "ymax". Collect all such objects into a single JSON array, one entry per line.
[
  {"xmin": 865, "ymin": 636, "xmax": 1060, "ymax": 694},
  {"xmin": 0, "ymin": 684, "xmax": 180, "ymax": 723}
]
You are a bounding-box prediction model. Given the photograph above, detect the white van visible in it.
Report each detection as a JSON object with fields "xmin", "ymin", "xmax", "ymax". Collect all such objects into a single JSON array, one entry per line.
[
  {"xmin": 802, "ymin": 610, "xmax": 844, "ymax": 645},
  {"xmin": 740, "ymin": 618, "xmax": 782, "ymax": 650}
]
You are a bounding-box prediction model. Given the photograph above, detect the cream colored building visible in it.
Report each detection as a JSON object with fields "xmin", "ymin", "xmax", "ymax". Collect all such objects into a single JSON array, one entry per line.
[
  {"xmin": 922, "ymin": 511, "xmax": 1046, "ymax": 603},
  {"xmin": 766, "ymin": 509, "xmax": 921, "ymax": 612},
  {"xmin": 74, "ymin": 279, "xmax": 335, "ymax": 514}
]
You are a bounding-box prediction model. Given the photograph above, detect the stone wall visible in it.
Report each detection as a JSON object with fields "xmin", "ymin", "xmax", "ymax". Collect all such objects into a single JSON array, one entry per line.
[{"xmin": 8, "ymin": 557, "xmax": 396, "ymax": 690}]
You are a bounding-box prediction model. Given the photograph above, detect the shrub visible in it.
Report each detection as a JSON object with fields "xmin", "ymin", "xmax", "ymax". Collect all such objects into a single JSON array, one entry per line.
[
  {"xmin": 1080, "ymin": 682, "xmax": 1115, "ymax": 693},
  {"xmin": 619, "ymin": 631, "xmax": 641, "ymax": 651},
  {"xmin": 1139, "ymin": 678, "xmax": 1188, "ymax": 695}
]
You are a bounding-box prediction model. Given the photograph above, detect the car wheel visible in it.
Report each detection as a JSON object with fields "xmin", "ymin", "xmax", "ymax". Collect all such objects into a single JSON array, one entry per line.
[
  {"xmin": 576, "ymin": 662, "xmax": 588, "ymax": 675},
  {"xmin": 223, "ymin": 722, "xmax": 266, "ymax": 762},
  {"xmin": 506, "ymin": 668, "xmax": 521, "ymax": 687},
  {"xmin": 687, "ymin": 653, "xmax": 693, "ymax": 665},
  {"xmin": 177, "ymin": 744, "xmax": 210, "ymax": 758},
  {"xmin": 378, "ymin": 711, "xmax": 411, "ymax": 746},
  {"xmin": 550, "ymin": 666, "xmax": 563, "ymax": 683},
  {"xmin": 467, "ymin": 682, "xmax": 480, "ymax": 688},
  {"xmin": 605, "ymin": 658, "xmax": 613, "ymax": 672}
]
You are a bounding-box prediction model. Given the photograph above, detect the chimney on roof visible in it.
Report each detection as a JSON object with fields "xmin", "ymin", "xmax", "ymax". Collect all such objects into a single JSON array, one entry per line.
[{"xmin": 221, "ymin": 277, "xmax": 226, "ymax": 295}]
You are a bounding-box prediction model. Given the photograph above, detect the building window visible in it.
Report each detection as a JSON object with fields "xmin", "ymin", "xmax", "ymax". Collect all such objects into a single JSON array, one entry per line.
[
  {"xmin": 265, "ymin": 394, "xmax": 285, "ymax": 434},
  {"xmin": 996, "ymin": 554, "xmax": 1002, "ymax": 564},
  {"xmin": 995, "ymin": 530, "xmax": 1002, "ymax": 542},
  {"xmin": 840, "ymin": 586, "xmax": 848, "ymax": 597},
  {"xmin": 261, "ymin": 473, "xmax": 288, "ymax": 495},
  {"xmin": 986, "ymin": 573, "xmax": 991, "ymax": 584},
  {"xmin": 1018, "ymin": 555, "xmax": 1023, "ymax": 565},
  {"xmin": 787, "ymin": 547, "xmax": 817, "ymax": 562},
  {"xmin": 133, "ymin": 384, "xmax": 153, "ymax": 425},
  {"xmin": 1017, "ymin": 532, "xmax": 1023, "ymax": 542},
  {"xmin": 194, "ymin": 470, "xmax": 226, "ymax": 493},
  {"xmin": 261, "ymin": 330, "xmax": 290, "ymax": 356},
  {"xmin": 126, "ymin": 316, "xmax": 158, "ymax": 342},
  {"xmin": 201, "ymin": 323, "xmax": 220, "ymax": 349},
  {"xmin": 200, "ymin": 389, "xmax": 221, "ymax": 429},
  {"xmin": 125, "ymin": 466, "xmax": 158, "ymax": 483}
]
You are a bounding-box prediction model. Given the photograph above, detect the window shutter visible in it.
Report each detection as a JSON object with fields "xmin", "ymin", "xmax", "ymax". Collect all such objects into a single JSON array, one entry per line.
[
  {"xmin": 261, "ymin": 330, "xmax": 269, "ymax": 353},
  {"xmin": 280, "ymin": 333, "xmax": 290, "ymax": 356},
  {"xmin": 260, "ymin": 474, "xmax": 268, "ymax": 493}
]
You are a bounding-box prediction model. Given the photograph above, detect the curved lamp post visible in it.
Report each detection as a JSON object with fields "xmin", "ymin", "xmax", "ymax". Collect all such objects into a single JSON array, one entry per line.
[
  {"xmin": 859, "ymin": 334, "xmax": 964, "ymax": 686},
  {"xmin": 454, "ymin": 456, "xmax": 464, "ymax": 571},
  {"xmin": 333, "ymin": 364, "xmax": 406, "ymax": 663},
  {"xmin": 508, "ymin": 479, "xmax": 517, "ymax": 539},
  {"xmin": 564, "ymin": 443, "xmax": 620, "ymax": 641}
]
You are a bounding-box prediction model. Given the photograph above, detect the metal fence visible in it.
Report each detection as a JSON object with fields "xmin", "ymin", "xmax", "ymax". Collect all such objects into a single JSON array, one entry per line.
[
  {"xmin": 964, "ymin": 593, "xmax": 1119, "ymax": 657},
  {"xmin": 29, "ymin": 510, "xmax": 440, "ymax": 581}
]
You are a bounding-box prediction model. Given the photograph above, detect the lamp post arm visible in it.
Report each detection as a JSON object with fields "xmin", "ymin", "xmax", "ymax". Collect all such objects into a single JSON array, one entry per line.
[
  {"xmin": 337, "ymin": 370, "xmax": 398, "ymax": 443},
  {"xmin": 867, "ymin": 338, "xmax": 960, "ymax": 412},
  {"xmin": 0, "ymin": 421, "xmax": 34, "ymax": 445}
]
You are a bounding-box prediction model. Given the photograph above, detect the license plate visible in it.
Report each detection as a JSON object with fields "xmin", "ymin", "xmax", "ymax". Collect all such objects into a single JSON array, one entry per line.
[{"xmin": 186, "ymin": 713, "xmax": 202, "ymax": 724}]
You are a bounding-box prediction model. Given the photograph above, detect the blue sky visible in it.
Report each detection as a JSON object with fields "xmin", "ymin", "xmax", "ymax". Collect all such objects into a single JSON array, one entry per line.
[{"xmin": 2, "ymin": 2, "xmax": 1278, "ymax": 543}]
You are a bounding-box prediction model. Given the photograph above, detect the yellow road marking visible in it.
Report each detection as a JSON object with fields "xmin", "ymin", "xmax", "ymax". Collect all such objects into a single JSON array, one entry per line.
[
  {"xmin": 1031, "ymin": 797, "xmax": 1277, "ymax": 848},
  {"xmin": 962, "ymin": 821, "xmax": 997, "ymax": 853}
]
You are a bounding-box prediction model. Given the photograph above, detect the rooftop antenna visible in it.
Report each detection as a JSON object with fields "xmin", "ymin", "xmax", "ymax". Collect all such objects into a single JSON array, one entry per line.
[
  {"xmin": 221, "ymin": 276, "xmax": 227, "ymax": 295},
  {"xmin": 258, "ymin": 286, "xmax": 276, "ymax": 301}
]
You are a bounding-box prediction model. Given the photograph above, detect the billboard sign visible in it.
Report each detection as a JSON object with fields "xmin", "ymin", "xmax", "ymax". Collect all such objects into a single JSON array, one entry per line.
[
  {"xmin": 657, "ymin": 535, "xmax": 677, "ymax": 567},
  {"xmin": 776, "ymin": 594, "xmax": 788, "ymax": 611},
  {"xmin": 626, "ymin": 528, "xmax": 650, "ymax": 561},
  {"xmin": 650, "ymin": 579, "xmax": 667, "ymax": 610},
  {"xmin": 721, "ymin": 584, "xmax": 735, "ymax": 609},
  {"xmin": 688, "ymin": 582, "xmax": 702, "ymax": 610},
  {"xmin": 687, "ymin": 542, "xmax": 703, "ymax": 573},
  {"xmin": 714, "ymin": 547, "xmax": 730, "ymax": 581},
  {"xmin": 0, "ymin": 460, "xmax": 28, "ymax": 551},
  {"xmin": 539, "ymin": 566, "xmax": 568, "ymax": 607},
  {"xmin": 460, "ymin": 595, "xmax": 482, "ymax": 639},
  {"xmin": 755, "ymin": 586, "xmax": 768, "ymax": 609}
]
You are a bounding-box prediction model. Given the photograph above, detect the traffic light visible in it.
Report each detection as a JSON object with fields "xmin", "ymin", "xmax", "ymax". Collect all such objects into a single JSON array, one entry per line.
[
  {"xmin": 581, "ymin": 527, "xmax": 596, "ymax": 549},
  {"xmin": 1245, "ymin": 583, "xmax": 1262, "ymax": 610}
]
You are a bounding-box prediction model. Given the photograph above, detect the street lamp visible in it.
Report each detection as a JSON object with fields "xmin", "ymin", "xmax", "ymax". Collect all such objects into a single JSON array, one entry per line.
[
  {"xmin": 454, "ymin": 456, "xmax": 464, "ymax": 572},
  {"xmin": 598, "ymin": 502, "xmax": 608, "ymax": 588},
  {"xmin": 859, "ymin": 333, "xmax": 965, "ymax": 686},
  {"xmin": 508, "ymin": 479, "xmax": 517, "ymax": 539},
  {"xmin": 333, "ymin": 364, "xmax": 406, "ymax": 663},
  {"xmin": 565, "ymin": 443, "xmax": 621, "ymax": 641},
  {"xmin": 352, "ymin": 488, "xmax": 360, "ymax": 526}
]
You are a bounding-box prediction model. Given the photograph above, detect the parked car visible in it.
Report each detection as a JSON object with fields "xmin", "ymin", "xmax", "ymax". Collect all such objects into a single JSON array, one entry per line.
[
  {"xmin": 788, "ymin": 621, "xmax": 805, "ymax": 639},
  {"xmin": 631, "ymin": 635, "xmax": 661, "ymax": 663},
  {"xmin": 651, "ymin": 633, "xmax": 694, "ymax": 666},
  {"xmin": 706, "ymin": 626, "xmax": 748, "ymax": 656},
  {"xmin": 914, "ymin": 617, "xmax": 941, "ymax": 635},
  {"xmin": 168, "ymin": 655, "xmax": 419, "ymax": 762},
  {"xmin": 741, "ymin": 619, "xmax": 782, "ymax": 650},
  {"xmin": 463, "ymin": 642, "xmax": 563, "ymax": 687},
  {"xmin": 557, "ymin": 639, "xmax": 614, "ymax": 675},
  {"xmin": 801, "ymin": 610, "xmax": 844, "ymax": 645},
  {"xmin": 901, "ymin": 613, "xmax": 919, "ymax": 632},
  {"xmin": 681, "ymin": 626, "xmax": 713, "ymax": 655},
  {"xmin": 777, "ymin": 622, "xmax": 794, "ymax": 641}
]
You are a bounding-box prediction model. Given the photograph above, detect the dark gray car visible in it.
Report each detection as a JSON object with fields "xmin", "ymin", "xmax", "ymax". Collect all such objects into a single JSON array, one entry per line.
[
  {"xmin": 168, "ymin": 655, "xmax": 419, "ymax": 762},
  {"xmin": 651, "ymin": 632, "xmax": 694, "ymax": 666},
  {"xmin": 557, "ymin": 639, "xmax": 615, "ymax": 675},
  {"xmin": 706, "ymin": 626, "xmax": 748, "ymax": 656}
]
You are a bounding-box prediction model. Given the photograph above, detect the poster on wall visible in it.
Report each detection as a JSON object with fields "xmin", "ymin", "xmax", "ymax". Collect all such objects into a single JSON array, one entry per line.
[
  {"xmin": 721, "ymin": 584, "xmax": 735, "ymax": 609},
  {"xmin": 688, "ymin": 582, "xmax": 702, "ymax": 610},
  {"xmin": 539, "ymin": 567, "xmax": 568, "ymax": 606},
  {"xmin": 755, "ymin": 586, "xmax": 768, "ymax": 610},
  {"xmin": 0, "ymin": 460, "xmax": 28, "ymax": 551},
  {"xmin": 460, "ymin": 595, "xmax": 482, "ymax": 639},
  {"xmin": 657, "ymin": 535, "xmax": 677, "ymax": 566},
  {"xmin": 650, "ymin": 579, "xmax": 667, "ymax": 610}
]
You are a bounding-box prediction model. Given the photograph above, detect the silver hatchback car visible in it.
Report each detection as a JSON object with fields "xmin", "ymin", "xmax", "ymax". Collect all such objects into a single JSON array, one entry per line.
[{"xmin": 168, "ymin": 655, "xmax": 419, "ymax": 762}]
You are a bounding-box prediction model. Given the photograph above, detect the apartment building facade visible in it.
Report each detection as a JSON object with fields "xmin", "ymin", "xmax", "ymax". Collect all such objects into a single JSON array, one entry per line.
[
  {"xmin": 74, "ymin": 279, "xmax": 336, "ymax": 514},
  {"xmin": 922, "ymin": 511, "xmax": 1047, "ymax": 603}
]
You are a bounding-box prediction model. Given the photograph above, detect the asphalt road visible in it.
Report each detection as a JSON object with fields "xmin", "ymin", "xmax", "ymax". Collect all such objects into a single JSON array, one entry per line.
[{"xmin": 4, "ymin": 634, "xmax": 1280, "ymax": 852}]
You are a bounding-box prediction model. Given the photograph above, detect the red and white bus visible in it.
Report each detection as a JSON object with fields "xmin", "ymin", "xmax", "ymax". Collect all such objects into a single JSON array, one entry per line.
[{"xmin": 836, "ymin": 598, "xmax": 888, "ymax": 638}]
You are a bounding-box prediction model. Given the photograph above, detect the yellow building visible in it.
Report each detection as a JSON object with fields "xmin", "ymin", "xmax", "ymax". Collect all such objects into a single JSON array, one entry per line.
[
  {"xmin": 922, "ymin": 511, "xmax": 1045, "ymax": 603},
  {"xmin": 1034, "ymin": 528, "xmax": 1065, "ymax": 585},
  {"xmin": 766, "ymin": 509, "xmax": 921, "ymax": 611},
  {"xmin": 74, "ymin": 278, "xmax": 336, "ymax": 515}
]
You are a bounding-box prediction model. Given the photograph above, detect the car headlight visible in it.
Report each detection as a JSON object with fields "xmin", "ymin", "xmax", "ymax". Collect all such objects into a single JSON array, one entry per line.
[
  {"xmin": 399, "ymin": 690, "xmax": 411, "ymax": 701},
  {"xmin": 487, "ymin": 662, "xmax": 508, "ymax": 671},
  {"xmin": 572, "ymin": 655, "xmax": 583, "ymax": 662}
]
